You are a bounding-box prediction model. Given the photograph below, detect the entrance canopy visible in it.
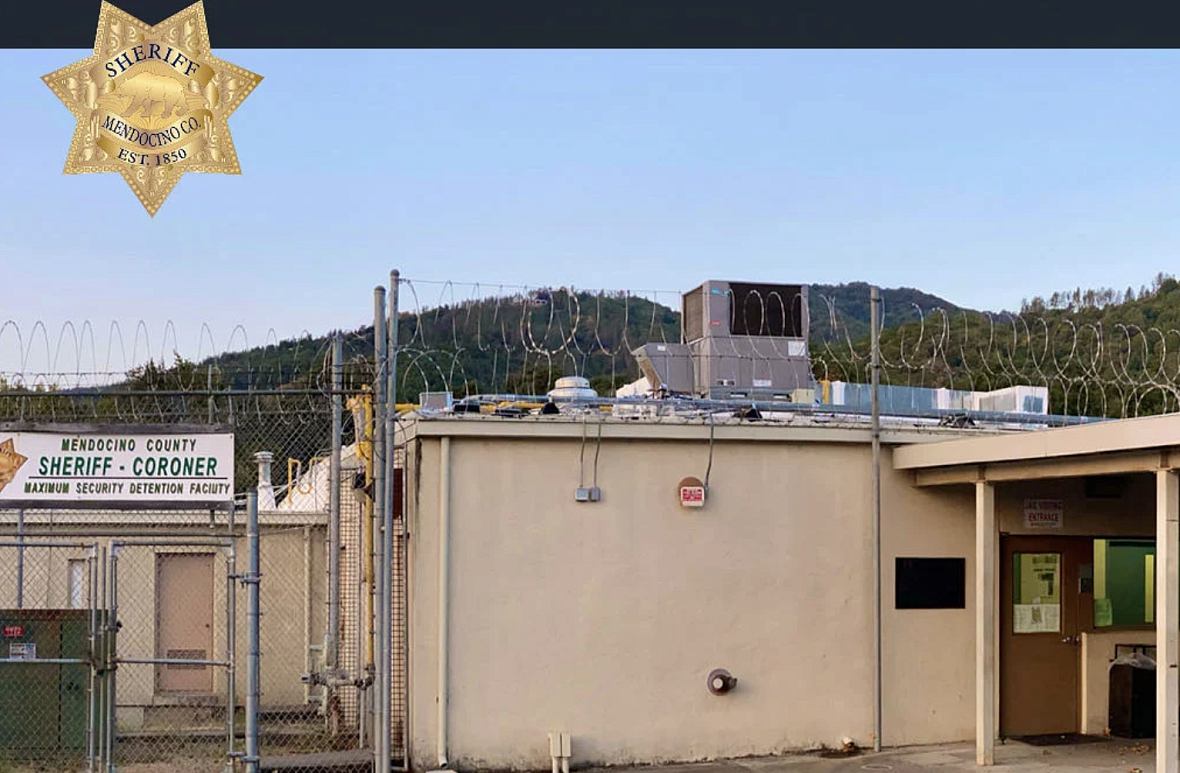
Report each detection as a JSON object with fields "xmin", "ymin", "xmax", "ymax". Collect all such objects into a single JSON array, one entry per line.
[
  {"xmin": 892, "ymin": 412, "xmax": 1180, "ymax": 773},
  {"xmin": 895, "ymin": 411, "xmax": 1180, "ymax": 485}
]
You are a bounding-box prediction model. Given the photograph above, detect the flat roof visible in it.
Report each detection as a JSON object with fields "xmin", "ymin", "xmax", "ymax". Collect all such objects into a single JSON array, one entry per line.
[{"xmin": 397, "ymin": 412, "xmax": 1009, "ymax": 446}]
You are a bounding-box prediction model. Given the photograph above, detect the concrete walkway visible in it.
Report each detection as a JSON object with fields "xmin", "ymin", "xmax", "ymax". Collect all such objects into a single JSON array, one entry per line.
[{"xmin": 584, "ymin": 739, "xmax": 1157, "ymax": 773}]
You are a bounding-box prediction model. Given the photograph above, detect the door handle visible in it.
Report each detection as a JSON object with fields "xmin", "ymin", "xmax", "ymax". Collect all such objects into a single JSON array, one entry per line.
[{"xmin": 1062, "ymin": 635, "xmax": 1080, "ymax": 645}]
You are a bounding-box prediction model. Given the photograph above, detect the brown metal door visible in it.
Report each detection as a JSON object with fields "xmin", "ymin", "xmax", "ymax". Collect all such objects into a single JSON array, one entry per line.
[
  {"xmin": 1000, "ymin": 536, "xmax": 1092, "ymax": 737},
  {"xmin": 155, "ymin": 553, "xmax": 214, "ymax": 693}
]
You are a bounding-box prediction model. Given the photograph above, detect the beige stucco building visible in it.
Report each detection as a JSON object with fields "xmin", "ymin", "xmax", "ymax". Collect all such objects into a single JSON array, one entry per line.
[{"xmin": 395, "ymin": 410, "xmax": 1180, "ymax": 773}]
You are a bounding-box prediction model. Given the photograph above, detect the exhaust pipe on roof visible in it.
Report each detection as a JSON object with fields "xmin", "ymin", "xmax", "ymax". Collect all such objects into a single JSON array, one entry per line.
[{"xmin": 254, "ymin": 452, "xmax": 276, "ymax": 510}]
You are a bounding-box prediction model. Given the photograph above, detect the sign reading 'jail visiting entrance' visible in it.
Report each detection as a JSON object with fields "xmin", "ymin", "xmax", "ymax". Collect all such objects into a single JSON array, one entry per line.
[{"xmin": 0, "ymin": 431, "xmax": 234, "ymax": 504}]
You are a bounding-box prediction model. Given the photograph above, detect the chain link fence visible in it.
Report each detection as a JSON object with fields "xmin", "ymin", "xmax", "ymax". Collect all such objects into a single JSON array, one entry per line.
[{"xmin": 0, "ymin": 329, "xmax": 408, "ymax": 772}]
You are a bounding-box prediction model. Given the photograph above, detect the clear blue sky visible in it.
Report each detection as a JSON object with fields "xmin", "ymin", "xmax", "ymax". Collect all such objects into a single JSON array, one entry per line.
[{"xmin": 5, "ymin": 49, "xmax": 1180, "ymax": 374}]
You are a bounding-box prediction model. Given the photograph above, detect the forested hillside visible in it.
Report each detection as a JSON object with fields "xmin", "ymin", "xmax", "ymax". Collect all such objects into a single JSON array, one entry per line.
[
  {"xmin": 195, "ymin": 283, "xmax": 966, "ymax": 399},
  {"xmin": 45, "ymin": 272, "xmax": 1180, "ymax": 418},
  {"xmin": 813, "ymin": 273, "xmax": 1180, "ymax": 417}
]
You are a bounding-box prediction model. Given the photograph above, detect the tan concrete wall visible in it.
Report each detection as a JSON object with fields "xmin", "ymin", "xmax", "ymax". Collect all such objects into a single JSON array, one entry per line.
[
  {"xmin": 880, "ymin": 472, "xmax": 975, "ymax": 747},
  {"xmin": 1081, "ymin": 630, "xmax": 1156, "ymax": 735},
  {"xmin": 405, "ymin": 427, "xmax": 1164, "ymax": 770},
  {"xmin": 407, "ymin": 433, "xmax": 987, "ymax": 770}
]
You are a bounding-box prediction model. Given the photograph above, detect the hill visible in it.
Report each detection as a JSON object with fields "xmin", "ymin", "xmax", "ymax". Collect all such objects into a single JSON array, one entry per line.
[
  {"xmin": 808, "ymin": 282, "xmax": 969, "ymax": 343},
  {"xmin": 49, "ymin": 273, "xmax": 1180, "ymax": 418},
  {"xmin": 197, "ymin": 283, "xmax": 968, "ymax": 400},
  {"xmin": 814, "ymin": 273, "xmax": 1180, "ymax": 418}
]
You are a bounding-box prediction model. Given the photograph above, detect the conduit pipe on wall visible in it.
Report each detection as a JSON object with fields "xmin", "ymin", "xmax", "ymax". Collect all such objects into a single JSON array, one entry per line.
[{"xmin": 437, "ymin": 435, "xmax": 452, "ymax": 770}]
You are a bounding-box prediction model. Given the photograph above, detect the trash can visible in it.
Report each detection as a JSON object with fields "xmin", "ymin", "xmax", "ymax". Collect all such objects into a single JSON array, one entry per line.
[{"xmin": 1109, "ymin": 651, "xmax": 1156, "ymax": 739}]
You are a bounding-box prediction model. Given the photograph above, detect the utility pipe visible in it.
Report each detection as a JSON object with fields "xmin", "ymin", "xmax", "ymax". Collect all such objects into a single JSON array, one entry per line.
[{"xmin": 437, "ymin": 436, "xmax": 452, "ymax": 769}]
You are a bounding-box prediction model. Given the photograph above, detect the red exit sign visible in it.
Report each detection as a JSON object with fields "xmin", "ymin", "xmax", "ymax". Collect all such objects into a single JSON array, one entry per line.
[
  {"xmin": 677, "ymin": 476, "xmax": 706, "ymax": 509},
  {"xmin": 2, "ymin": 625, "xmax": 24, "ymax": 638}
]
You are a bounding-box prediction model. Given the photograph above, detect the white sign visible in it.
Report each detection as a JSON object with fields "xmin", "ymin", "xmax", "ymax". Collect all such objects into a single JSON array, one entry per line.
[
  {"xmin": 1013, "ymin": 604, "xmax": 1060, "ymax": 633},
  {"xmin": 1023, "ymin": 498, "xmax": 1063, "ymax": 529},
  {"xmin": 680, "ymin": 486, "xmax": 705, "ymax": 508},
  {"xmin": 8, "ymin": 642, "xmax": 35, "ymax": 661},
  {"xmin": 0, "ymin": 432, "xmax": 234, "ymax": 504}
]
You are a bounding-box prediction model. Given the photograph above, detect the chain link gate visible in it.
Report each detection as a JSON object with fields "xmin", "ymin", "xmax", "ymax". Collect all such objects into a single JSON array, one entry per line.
[
  {"xmin": 0, "ymin": 519, "xmax": 250, "ymax": 773},
  {"xmin": 102, "ymin": 536, "xmax": 242, "ymax": 773}
]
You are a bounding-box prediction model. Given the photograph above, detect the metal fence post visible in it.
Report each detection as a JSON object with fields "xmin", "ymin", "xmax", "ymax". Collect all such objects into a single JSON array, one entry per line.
[
  {"xmin": 226, "ymin": 508, "xmax": 238, "ymax": 768},
  {"xmin": 372, "ymin": 285, "xmax": 388, "ymax": 769},
  {"xmin": 106, "ymin": 545, "xmax": 119, "ymax": 773},
  {"xmin": 382, "ymin": 269, "xmax": 399, "ymax": 772},
  {"xmin": 329, "ymin": 333, "xmax": 343, "ymax": 673},
  {"xmin": 245, "ymin": 491, "xmax": 261, "ymax": 773},
  {"xmin": 86, "ymin": 544, "xmax": 98, "ymax": 773},
  {"xmin": 97, "ymin": 545, "xmax": 108, "ymax": 773}
]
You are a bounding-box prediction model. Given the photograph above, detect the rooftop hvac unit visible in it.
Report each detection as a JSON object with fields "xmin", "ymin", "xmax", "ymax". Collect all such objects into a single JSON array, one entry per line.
[
  {"xmin": 681, "ymin": 281, "xmax": 809, "ymax": 343},
  {"xmin": 633, "ymin": 279, "xmax": 815, "ymax": 399}
]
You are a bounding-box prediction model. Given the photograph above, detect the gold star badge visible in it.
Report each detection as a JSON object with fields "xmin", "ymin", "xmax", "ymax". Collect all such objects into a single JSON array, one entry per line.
[
  {"xmin": 42, "ymin": 2, "xmax": 262, "ymax": 216},
  {"xmin": 0, "ymin": 439, "xmax": 28, "ymax": 495}
]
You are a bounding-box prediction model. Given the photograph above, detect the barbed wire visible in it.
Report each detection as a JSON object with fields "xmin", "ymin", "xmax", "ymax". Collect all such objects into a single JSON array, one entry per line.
[{"xmin": 7, "ymin": 277, "xmax": 1180, "ymax": 420}]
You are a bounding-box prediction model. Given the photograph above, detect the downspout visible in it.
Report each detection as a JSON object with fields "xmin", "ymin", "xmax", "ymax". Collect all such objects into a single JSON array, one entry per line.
[{"xmin": 436, "ymin": 436, "xmax": 452, "ymax": 770}]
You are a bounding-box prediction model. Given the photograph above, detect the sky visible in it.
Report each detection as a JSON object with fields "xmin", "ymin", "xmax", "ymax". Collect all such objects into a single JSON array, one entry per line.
[{"xmin": 5, "ymin": 49, "xmax": 1180, "ymax": 375}]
